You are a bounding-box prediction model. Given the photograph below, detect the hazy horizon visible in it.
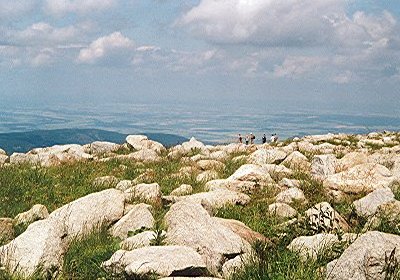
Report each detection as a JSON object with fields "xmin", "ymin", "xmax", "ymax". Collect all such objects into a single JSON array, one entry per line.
[{"xmin": 1, "ymin": 0, "xmax": 399, "ymax": 136}]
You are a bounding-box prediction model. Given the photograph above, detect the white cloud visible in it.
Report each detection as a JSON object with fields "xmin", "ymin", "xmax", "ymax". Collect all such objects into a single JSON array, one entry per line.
[
  {"xmin": 78, "ymin": 32, "xmax": 134, "ymax": 63},
  {"xmin": 180, "ymin": 0, "xmax": 345, "ymax": 46},
  {"xmin": 31, "ymin": 48, "xmax": 55, "ymax": 66},
  {"xmin": 45, "ymin": 0, "xmax": 116, "ymax": 16},
  {"xmin": 15, "ymin": 22, "xmax": 81, "ymax": 45},
  {"xmin": 274, "ymin": 56, "xmax": 327, "ymax": 78}
]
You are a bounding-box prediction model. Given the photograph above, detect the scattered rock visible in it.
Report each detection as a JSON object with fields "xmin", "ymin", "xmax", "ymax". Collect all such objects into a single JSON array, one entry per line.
[
  {"xmin": 197, "ymin": 159, "xmax": 225, "ymax": 170},
  {"xmin": 222, "ymin": 253, "xmax": 251, "ymax": 278},
  {"xmin": 288, "ymin": 233, "xmax": 339, "ymax": 260},
  {"xmin": 126, "ymin": 135, "xmax": 165, "ymax": 153},
  {"xmin": 228, "ymin": 164, "xmax": 274, "ymax": 186},
  {"xmin": 115, "ymin": 180, "xmax": 134, "ymax": 191},
  {"xmin": 196, "ymin": 170, "xmax": 219, "ymax": 182},
  {"xmin": 275, "ymin": 187, "xmax": 306, "ymax": 205},
  {"xmin": 85, "ymin": 141, "xmax": 120, "ymax": 155},
  {"xmin": 103, "ymin": 246, "xmax": 208, "ymax": 277},
  {"xmin": 110, "ymin": 203, "xmax": 155, "ymax": 239},
  {"xmin": 353, "ymin": 187, "xmax": 395, "ymax": 218},
  {"xmin": 323, "ymin": 163, "xmax": 394, "ymax": 194},
  {"xmin": 249, "ymin": 149, "xmax": 287, "ymax": 165},
  {"xmin": 14, "ymin": 204, "xmax": 49, "ymax": 227},
  {"xmin": 281, "ymin": 151, "xmax": 310, "ymax": 170},
  {"xmin": 178, "ymin": 189, "xmax": 251, "ymax": 210},
  {"xmin": 278, "ymin": 178, "xmax": 300, "ymax": 188},
  {"xmin": 125, "ymin": 183, "xmax": 162, "ymax": 204},
  {"xmin": 305, "ymin": 202, "xmax": 350, "ymax": 233},
  {"xmin": 120, "ymin": 230, "xmax": 165, "ymax": 250},
  {"xmin": 212, "ymin": 217, "xmax": 269, "ymax": 244},
  {"xmin": 311, "ymin": 154, "xmax": 337, "ymax": 180},
  {"xmin": 170, "ymin": 184, "xmax": 193, "ymax": 196},
  {"xmin": 336, "ymin": 151, "xmax": 369, "ymax": 172},
  {"xmin": 268, "ymin": 203, "xmax": 298, "ymax": 219},
  {"xmin": 326, "ymin": 231, "xmax": 400, "ymax": 280},
  {"xmin": 205, "ymin": 179, "xmax": 258, "ymax": 193},
  {"xmin": 164, "ymin": 201, "xmax": 250, "ymax": 274}
]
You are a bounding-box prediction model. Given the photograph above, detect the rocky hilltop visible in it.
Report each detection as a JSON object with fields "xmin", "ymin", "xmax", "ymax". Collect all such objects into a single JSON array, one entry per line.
[{"xmin": 1, "ymin": 132, "xmax": 400, "ymax": 279}]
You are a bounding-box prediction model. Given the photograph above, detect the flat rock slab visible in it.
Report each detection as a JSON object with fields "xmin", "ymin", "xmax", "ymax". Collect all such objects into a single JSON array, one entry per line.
[{"xmin": 103, "ymin": 245, "xmax": 207, "ymax": 277}]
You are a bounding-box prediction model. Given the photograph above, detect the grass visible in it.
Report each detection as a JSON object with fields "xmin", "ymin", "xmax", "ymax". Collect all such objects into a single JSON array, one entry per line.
[{"xmin": 61, "ymin": 226, "xmax": 123, "ymax": 280}]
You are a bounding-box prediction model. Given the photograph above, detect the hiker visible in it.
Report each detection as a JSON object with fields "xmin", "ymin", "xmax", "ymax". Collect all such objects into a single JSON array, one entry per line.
[
  {"xmin": 245, "ymin": 134, "xmax": 249, "ymax": 145},
  {"xmin": 262, "ymin": 134, "xmax": 267, "ymax": 144},
  {"xmin": 270, "ymin": 133, "xmax": 278, "ymax": 143},
  {"xmin": 250, "ymin": 133, "xmax": 255, "ymax": 144},
  {"xmin": 238, "ymin": 134, "xmax": 243, "ymax": 143}
]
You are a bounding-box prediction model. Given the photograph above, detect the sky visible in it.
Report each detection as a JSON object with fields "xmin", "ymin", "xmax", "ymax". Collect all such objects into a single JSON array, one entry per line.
[{"xmin": 1, "ymin": 0, "xmax": 400, "ymax": 115}]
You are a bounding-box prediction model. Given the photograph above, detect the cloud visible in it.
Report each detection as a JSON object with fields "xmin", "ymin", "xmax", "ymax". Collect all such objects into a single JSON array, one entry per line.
[
  {"xmin": 45, "ymin": 0, "xmax": 117, "ymax": 16},
  {"xmin": 274, "ymin": 56, "xmax": 328, "ymax": 78},
  {"xmin": 179, "ymin": 0, "xmax": 345, "ymax": 46},
  {"xmin": 78, "ymin": 32, "xmax": 135, "ymax": 64},
  {"xmin": 15, "ymin": 22, "xmax": 82, "ymax": 45}
]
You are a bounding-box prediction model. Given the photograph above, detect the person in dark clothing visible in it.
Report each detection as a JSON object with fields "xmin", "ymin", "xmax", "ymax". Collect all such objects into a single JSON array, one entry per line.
[
  {"xmin": 262, "ymin": 134, "xmax": 267, "ymax": 144},
  {"xmin": 238, "ymin": 134, "xmax": 243, "ymax": 143},
  {"xmin": 250, "ymin": 133, "xmax": 255, "ymax": 144}
]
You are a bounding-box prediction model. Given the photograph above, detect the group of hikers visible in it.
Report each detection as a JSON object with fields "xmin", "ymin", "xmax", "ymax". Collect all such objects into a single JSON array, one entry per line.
[{"xmin": 238, "ymin": 133, "xmax": 278, "ymax": 145}]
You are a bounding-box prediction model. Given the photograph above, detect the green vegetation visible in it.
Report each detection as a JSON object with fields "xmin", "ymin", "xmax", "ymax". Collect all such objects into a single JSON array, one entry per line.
[{"xmin": 62, "ymin": 226, "xmax": 123, "ymax": 280}]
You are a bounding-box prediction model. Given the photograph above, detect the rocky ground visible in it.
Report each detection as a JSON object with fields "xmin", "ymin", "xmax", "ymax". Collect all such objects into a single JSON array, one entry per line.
[{"xmin": 1, "ymin": 132, "xmax": 400, "ymax": 279}]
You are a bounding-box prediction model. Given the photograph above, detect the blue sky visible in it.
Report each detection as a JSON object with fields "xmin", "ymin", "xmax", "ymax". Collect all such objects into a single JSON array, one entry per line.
[{"xmin": 0, "ymin": 0, "xmax": 399, "ymax": 114}]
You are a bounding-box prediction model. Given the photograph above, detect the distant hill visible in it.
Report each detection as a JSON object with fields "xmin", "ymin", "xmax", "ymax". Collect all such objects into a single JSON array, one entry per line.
[{"xmin": 0, "ymin": 129, "xmax": 188, "ymax": 154}]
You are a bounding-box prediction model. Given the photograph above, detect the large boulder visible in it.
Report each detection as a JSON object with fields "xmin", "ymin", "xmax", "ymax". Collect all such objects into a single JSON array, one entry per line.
[
  {"xmin": 179, "ymin": 137, "xmax": 208, "ymax": 154},
  {"xmin": 126, "ymin": 135, "xmax": 165, "ymax": 153},
  {"xmin": 311, "ymin": 154, "xmax": 337, "ymax": 180},
  {"xmin": 14, "ymin": 204, "xmax": 49, "ymax": 227},
  {"xmin": 323, "ymin": 163, "xmax": 394, "ymax": 194},
  {"xmin": 288, "ymin": 233, "xmax": 339, "ymax": 260},
  {"xmin": 326, "ymin": 231, "xmax": 400, "ymax": 280},
  {"xmin": 164, "ymin": 201, "xmax": 250, "ymax": 274},
  {"xmin": 228, "ymin": 164, "xmax": 274, "ymax": 186},
  {"xmin": 353, "ymin": 187, "xmax": 395, "ymax": 218},
  {"xmin": 103, "ymin": 246, "xmax": 208, "ymax": 277},
  {"xmin": 0, "ymin": 219, "xmax": 67, "ymax": 276},
  {"xmin": 0, "ymin": 189, "xmax": 125, "ymax": 276},
  {"xmin": 249, "ymin": 149, "xmax": 287, "ymax": 165},
  {"xmin": 49, "ymin": 189, "xmax": 125, "ymax": 239},
  {"xmin": 110, "ymin": 203, "xmax": 155, "ymax": 239}
]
